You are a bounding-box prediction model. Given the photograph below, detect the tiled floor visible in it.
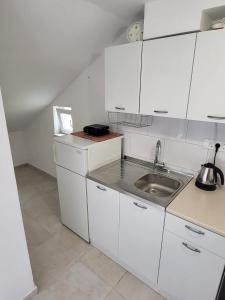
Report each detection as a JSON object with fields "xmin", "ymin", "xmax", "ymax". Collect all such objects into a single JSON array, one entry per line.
[{"xmin": 16, "ymin": 165, "xmax": 165, "ymax": 300}]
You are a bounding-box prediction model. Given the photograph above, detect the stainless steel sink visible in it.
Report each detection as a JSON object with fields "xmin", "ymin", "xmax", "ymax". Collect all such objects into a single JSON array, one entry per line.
[
  {"xmin": 88, "ymin": 156, "xmax": 193, "ymax": 208},
  {"xmin": 134, "ymin": 173, "xmax": 181, "ymax": 197}
]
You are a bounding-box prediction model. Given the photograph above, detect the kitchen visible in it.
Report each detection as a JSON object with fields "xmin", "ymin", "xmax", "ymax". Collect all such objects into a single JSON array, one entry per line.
[{"xmin": 1, "ymin": 0, "xmax": 225, "ymax": 299}]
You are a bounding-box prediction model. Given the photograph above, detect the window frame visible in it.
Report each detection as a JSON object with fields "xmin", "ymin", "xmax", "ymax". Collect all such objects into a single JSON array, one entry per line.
[{"xmin": 53, "ymin": 106, "xmax": 73, "ymax": 136}]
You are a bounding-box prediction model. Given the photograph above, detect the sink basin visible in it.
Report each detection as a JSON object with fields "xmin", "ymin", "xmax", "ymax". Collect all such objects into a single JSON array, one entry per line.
[{"xmin": 134, "ymin": 173, "xmax": 181, "ymax": 197}]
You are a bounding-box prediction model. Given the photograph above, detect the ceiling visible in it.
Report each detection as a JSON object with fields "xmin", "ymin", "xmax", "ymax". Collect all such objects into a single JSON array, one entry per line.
[
  {"xmin": 86, "ymin": 0, "xmax": 146, "ymax": 20},
  {"xmin": 0, "ymin": 0, "xmax": 146, "ymax": 131}
]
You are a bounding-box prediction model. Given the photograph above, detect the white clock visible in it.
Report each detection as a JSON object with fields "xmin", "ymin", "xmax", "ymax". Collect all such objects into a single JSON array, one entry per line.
[{"xmin": 127, "ymin": 21, "xmax": 144, "ymax": 42}]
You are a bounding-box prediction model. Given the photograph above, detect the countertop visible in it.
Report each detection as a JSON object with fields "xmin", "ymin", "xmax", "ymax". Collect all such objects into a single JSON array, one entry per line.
[
  {"xmin": 54, "ymin": 132, "xmax": 123, "ymax": 150},
  {"xmin": 54, "ymin": 134, "xmax": 96, "ymax": 150},
  {"xmin": 167, "ymin": 179, "xmax": 225, "ymax": 237}
]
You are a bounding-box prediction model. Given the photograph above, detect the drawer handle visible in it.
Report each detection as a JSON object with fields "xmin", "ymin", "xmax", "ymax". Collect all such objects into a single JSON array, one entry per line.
[
  {"xmin": 182, "ymin": 242, "xmax": 201, "ymax": 253},
  {"xmin": 154, "ymin": 110, "xmax": 168, "ymax": 114},
  {"xmin": 207, "ymin": 115, "xmax": 225, "ymax": 120},
  {"xmin": 115, "ymin": 106, "xmax": 125, "ymax": 111},
  {"xmin": 133, "ymin": 202, "xmax": 148, "ymax": 210},
  {"xmin": 96, "ymin": 185, "xmax": 107, "ymax": 191},
  {"xmin": 185, "ymin": 225, "xmax": 205, "ymax": 236}
]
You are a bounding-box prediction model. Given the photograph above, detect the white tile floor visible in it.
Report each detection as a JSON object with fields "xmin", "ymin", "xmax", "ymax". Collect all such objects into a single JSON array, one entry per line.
[{"xmin": 16, "ymin": 165, "xmax": 165, "ymax": 300}]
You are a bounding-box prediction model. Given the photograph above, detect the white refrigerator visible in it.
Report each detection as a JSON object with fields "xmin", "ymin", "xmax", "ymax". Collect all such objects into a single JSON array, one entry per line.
[{"xmin": 54, "ymin": 134, "xmax": 122, "ymax": 242}]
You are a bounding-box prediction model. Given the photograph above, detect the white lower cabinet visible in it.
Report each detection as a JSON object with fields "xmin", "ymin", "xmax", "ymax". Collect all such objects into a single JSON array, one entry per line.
[
  {"xmin": 87, "ymin": 180, "xmax": 120, "ymax": 258},
  {"xmin": 158, "ymin": 229, "xmax": 225, "ymax": 300},
  {"xmin": 87, "ymin": 181, "xmax": 225, "ymax": 299},
  {"xmin": 118, "ymin": 194, "xmax": 165, "ymax": 285}
]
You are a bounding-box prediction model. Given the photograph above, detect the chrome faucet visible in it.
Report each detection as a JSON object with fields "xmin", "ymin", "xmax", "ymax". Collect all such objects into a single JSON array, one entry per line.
[{"xmin": 154, "ymin": 140, "xmax": 166, "ymax": 170}]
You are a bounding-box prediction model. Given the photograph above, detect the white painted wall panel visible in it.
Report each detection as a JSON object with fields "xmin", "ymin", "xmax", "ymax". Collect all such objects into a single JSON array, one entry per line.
[
  {"xmin": 0, "ymin": 91, "xmax": 35, "ymax": 300},
  {"xmin": 9, "ymin": 131, "xmax": 28, "ymax": 166}
]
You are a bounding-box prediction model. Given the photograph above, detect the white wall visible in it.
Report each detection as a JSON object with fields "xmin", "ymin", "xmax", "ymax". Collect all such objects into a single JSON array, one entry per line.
[
  {"xmin": 0, "ymin": 91, "xmax": 36, "ymax": 300},
  {"xmin": 112, "ymin": 118, "xmax": 225, "ymax": 176},
  {"xmin": 9, "ymin": 131, "xmax": 28, "ymax": 166},
  {"xmin": 25, "ymin": 39, "xmax": 225, "ymax": 178},
  {"xmin": 25, "ymin": 55, "xmax": 107, "ymax": 176}
]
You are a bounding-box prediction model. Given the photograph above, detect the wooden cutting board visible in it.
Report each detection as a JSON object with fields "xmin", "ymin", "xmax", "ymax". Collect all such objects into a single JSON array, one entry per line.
[{"xmin": 71, "ymin": 131, "xmax": 123, "ymax": 142}]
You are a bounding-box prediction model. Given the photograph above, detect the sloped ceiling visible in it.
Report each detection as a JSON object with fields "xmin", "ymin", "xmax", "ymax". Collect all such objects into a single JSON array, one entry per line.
[
  {"xmin": 0, "ymin": 0, "xmax": 145, "ymax": 131},
  {"xmin": 86, "ymin": 0, "xmax": 146, "ymax": 20}
]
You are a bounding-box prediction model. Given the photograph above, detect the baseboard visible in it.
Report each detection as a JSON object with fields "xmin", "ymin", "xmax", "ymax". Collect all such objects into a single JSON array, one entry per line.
[
  {"xmin": 23, "ymin": 285, "xmax": 38, "ymax": 300},
  {"xmin": 27, "ymin": 163, "xmax": 56, "ymax": 179},
  {"xmin": 14, "ymin": 163, "xmax": 29, "ymax": 168}
]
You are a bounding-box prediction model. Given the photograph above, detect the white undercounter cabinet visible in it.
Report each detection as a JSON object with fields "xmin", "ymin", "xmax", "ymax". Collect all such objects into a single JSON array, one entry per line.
[
  {"xmin": 87, "ymin": 180, "xmax": 120, "ymax": 259},
  {"xmin": 87, "ymin": 180, "xmax": 165, "ymax": 287},
  {"xmin": 158, "ymin": 213, "xmax": 225, "ymax": 300},
  {"xmin": 118, "ymin": 194, "xmax": 165, "ymax": 286},
  {"xmin": 87, "ymin": 172, "xmax": 225, "ymax": 300}
]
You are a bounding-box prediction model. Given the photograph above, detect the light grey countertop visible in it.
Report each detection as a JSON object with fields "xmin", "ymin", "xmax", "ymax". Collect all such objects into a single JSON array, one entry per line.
[{"xmin": 87, "ymin": 157, "xmax": 192, "ymax": 209}]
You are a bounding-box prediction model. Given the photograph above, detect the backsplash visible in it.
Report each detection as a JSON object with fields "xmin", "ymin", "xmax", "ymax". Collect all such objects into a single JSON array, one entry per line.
[{"xmin": 111, "ymin": 116, "xmax": 225, "ymax": 176}]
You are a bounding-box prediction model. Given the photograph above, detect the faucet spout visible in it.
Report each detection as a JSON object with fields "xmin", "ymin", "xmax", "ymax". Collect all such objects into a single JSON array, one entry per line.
[
  {"xmin": 154, "ymin": 140, "xmax": 166, "ymax": 170},
  {"xmin": 154, "ymin": 140, "xmax": 161, "ymax": 165}
]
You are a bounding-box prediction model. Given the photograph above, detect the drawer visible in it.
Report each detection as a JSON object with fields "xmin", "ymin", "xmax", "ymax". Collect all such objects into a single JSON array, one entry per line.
[
  {"xmin": 55, "ymin": 142, "xmax": 87, "ymax": 176},
  {"xmin": 165, "ymin": 213, "xmax": 225, "ymax": 258}
]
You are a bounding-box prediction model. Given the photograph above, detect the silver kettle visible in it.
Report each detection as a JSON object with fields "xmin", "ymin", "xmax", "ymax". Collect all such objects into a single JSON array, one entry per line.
[{"xmin": 196, "ymin": 163, "xmax": 224, "ymax": 191}]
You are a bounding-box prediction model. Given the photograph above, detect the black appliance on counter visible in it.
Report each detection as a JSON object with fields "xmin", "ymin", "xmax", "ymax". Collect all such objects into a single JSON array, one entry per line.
[
  {"xmin": 195, "ymin": 143, "xmax": 224, "ymax": 191},
  {"xmin": 83, "ymin": 124, "xmax": 109, "ymax": 137}
]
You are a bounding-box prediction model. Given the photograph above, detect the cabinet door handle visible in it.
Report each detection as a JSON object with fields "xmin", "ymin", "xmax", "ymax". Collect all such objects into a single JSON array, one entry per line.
[
  {"xmin": 96, "ymin": 185, "xmax": 107, "ymax": 191},
  {"xmin": 115, "ymin": 106, "xmax": 125, "ymax": 111},
  {"xmin": 185, "ymin": 225, "xmax": 205, "ymax": 236},
  {"xmin": 182, "ymin": 242, "xmax": 201, "ymax": 253},
  {"xmin": 207, "ymin": 115, "xmax": 225, "ymax": 120},
  {"xmin": 133, "ymin": 202, "xmax": 148, "ymax": 210},
  {"xmin": 154, "ymin": 110, "xmax": 168, "ymax": 114}
]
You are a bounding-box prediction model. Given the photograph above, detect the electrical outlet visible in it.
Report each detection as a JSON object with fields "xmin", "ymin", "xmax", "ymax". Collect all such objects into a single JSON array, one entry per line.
[
  {"xmin": 203, "ymin": 140, "xmax": 215, "ymax": 150},
  {"xmin": 203, "ymin": 140, "xmax": 225, "ymax": 152}
]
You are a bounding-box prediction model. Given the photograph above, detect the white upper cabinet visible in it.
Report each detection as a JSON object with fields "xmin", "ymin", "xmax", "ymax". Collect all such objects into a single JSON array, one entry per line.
[
  {"xmin": 144, "ymin": 0, "xmax": 225, "ymax": 40},
  {"xmin": 140, "ymin": 34, "xmax": 196, "ymax": 119},
  {"xmin": 105, "ymin": 42, "xmax": 142, "ymax": 114},
  {"xmin": 188, "ymin": 30, "xmax": 225, "ymax": 123}
]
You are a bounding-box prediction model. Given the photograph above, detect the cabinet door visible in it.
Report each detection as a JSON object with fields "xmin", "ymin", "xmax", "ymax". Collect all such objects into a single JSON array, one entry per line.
[
  {"xmin": 56, "ymin": 166, "xmax": 89, "ymax": 241},
  {"xmin": 188, "ymin": 30, "xmax": 225, "ymax": 123},
  {"xmin": 87, "ymin": 180, "xmax": 120, "ymax": 258},
  {"xmin": 119, "ymin": 194, "xmax": 165, "ymax": 285},
  {"xmin": 158, "ymin": 230, "xmax": 224, "ymax": 300},
  {"xmin": 105, "ymin": 42, "xmax": 142, "ymax": 114},
  {"xmin": 140, "ymin": 34, "xmax": 196, "ymax": 119}
]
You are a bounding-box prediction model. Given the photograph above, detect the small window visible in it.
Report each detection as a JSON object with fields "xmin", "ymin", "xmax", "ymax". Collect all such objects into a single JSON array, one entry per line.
[{"xmin": 53, "ymin": 106, "xmax": 73, "ymax": 135}]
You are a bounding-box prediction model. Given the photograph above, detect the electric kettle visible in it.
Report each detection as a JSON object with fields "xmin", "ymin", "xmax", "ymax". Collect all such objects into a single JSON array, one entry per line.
[{"xmin": 195, "ymin": 163, "xmax": 224, "ymax": 191}]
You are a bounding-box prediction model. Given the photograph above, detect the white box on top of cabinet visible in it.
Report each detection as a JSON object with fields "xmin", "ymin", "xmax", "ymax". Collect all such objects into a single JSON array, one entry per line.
[{"xmin": 144, "ymin": 0, "xmax": 225, "ymax": 40}]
